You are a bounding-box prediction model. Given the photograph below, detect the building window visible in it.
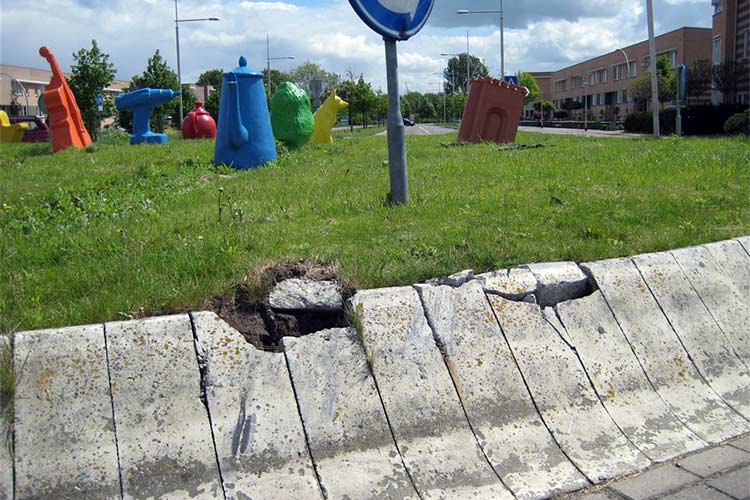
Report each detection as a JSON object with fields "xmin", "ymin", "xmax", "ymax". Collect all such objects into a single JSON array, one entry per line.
[
  {"xmin": 591, "ymin": 72, "xmax": 598, "ymax": 85},
  {"xmin": 616, "ymin": 90, "xmax": 622, "ymax": 104},
  {"xmin": 713, "ymin": 36, "xmax": 721, "ymax": 64},
  {"xmin": 629, "ymin": 61, "xmax": 637, "ymax": 77},
  {"xmin": 602, "ymin": 69, "xmax": 608, "ymax": 83},
  {"xmin": 743, "ymin": 30, "xmax": 749, "ymax": 60}
]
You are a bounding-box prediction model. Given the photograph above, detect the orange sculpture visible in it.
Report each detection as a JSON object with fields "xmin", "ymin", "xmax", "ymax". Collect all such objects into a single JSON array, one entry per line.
[
  {"xmin": 39, "ymin": 46, "xmax": 92, "ymax": 152},
  {"xmin": 458, "ymin": 77, "xmax": 526, "ymax": 144}
]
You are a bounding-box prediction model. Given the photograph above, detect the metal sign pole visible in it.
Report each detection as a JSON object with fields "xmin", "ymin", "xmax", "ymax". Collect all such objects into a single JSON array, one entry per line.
[
  {"xmin": 646, "ymin": 0, "xmax": 660, "ymax": 137},
  {"xmin": 384, "ymin": 37, "xmax": 408, "ymax": 205}
]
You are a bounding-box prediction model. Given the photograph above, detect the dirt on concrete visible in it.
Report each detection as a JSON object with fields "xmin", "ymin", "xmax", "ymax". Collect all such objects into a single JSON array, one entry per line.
[{"xmin": 208, "ymin": 260, "xmax": 354, "ymax": 352}]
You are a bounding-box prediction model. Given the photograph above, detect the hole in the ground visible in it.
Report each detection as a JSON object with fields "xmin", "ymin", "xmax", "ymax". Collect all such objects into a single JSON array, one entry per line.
[{"xmin": 209, "ymin": 260, "xmax": 354, "ymax": 352}]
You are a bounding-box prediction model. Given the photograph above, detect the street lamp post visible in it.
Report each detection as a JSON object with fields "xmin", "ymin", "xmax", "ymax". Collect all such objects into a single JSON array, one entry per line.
[
  {"xmin": 433, "ymin": 74, "xmax": 448, "ymax": 123},
  {"xmin": 646, "ymin": 0, "xmax": 660, "ymax": 137},
  {"xmin": 174, "ymin": 0, "xmax": 219, "ymax": 126},
  {"xmin": 583, "ymin": 77, "xmax": 589, "ymax": 133},
  {"xmin": 458, "ymin": 1, "xmax": 505, "ymax": 80},
  {"xmin": 266, "ymin": 35, "xmax": 295, "ymax": 98},
  {"xmin": 0, "ymin": 73, "xmax": 29, "ymax": 115},
  {"xmin": 441, "ymin": 52, "xmax": 468, "ymax": 94}
]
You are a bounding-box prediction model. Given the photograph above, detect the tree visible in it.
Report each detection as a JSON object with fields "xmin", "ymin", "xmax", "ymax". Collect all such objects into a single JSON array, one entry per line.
[
  {"xmin": 533, "ymin": 99, "xmax": 555, "ymax": 112},
  {"xmin": 686, "ymin": 59, "xmax": 712, "ymax": 104},
  {"xmin": 713, "ymin": 61, "xmax": 747, "ymax": 104},
  {"xmin": 443, "ymin": 54, "xmax": 489, "ymax": 95},
  {"xmin": 352, "ymin": 75, "xmax": 376, "ymax": 128},
  {"xmin": 627, "ymin": 55, "xmax": 676, "ymax": 109},
  {"xmin": 196, "ymin": 69, "xmax": 223, "ymax": 88},
  {"xmin": 205, "ymin": 87, "xmax": 221, "ymax": 123},
  {"xmin": 289, "ymin": 62, "xmax": 340, "ymax": 103},
  {"xmin": 118, "ymin": 50, "xmax": 184, "ymax": 132},
  {"xmin": 68, "ymin": 39, "xmax": 116, "ymax": 140},
  {"xmin": 518, "ymin": 72, "xmax": 541, "ymax": 104}
]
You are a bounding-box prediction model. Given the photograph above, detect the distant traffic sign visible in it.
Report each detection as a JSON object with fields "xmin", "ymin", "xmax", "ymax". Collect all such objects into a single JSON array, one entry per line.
[
  {"xmin": 504, "ymin": 75, "xmax": 518, "ymax": 85},
  {"xmin": 349, "ymin": 0, "xmax": 435, "ymax": 40}
]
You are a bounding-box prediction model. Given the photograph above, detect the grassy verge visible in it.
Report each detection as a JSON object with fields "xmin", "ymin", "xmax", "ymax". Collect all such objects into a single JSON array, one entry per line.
[{"xmin": 1, "ymin": 131, "xmax": 748, "ymax": 332}]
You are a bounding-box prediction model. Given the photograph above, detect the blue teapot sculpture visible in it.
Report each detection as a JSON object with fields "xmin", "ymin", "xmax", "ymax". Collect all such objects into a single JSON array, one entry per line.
[{"xmin": 213, "ymin": 56, "xmax": 277, "ymax": 169}]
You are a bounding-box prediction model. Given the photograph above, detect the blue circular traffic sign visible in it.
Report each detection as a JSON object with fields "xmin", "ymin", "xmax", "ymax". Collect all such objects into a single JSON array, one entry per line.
[{"xmin": 349, "ymin": 0, "xmax": 435, "ymax": 41}]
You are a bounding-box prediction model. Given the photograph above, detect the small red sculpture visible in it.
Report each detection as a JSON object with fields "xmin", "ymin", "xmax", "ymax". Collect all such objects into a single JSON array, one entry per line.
[
  {"xmin": 182, "ymin": 101, "xmax": 217, "ymax": 139},
  {"xmin": 458, "ymin": 77, "xmax": 526, "ymax": 144}
]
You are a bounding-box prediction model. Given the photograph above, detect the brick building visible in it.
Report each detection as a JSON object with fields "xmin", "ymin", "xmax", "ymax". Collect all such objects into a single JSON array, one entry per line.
[
  {"xmin": 0, "ymin": 64, "xmax": 130, "ymax": 116},
  {"xmin": 712, "ymin": 0, "xmax": 750, "ymax": 104},
  {"xmin": 535, "ymin": 27, "xmax": 712, "ymax": 122}
]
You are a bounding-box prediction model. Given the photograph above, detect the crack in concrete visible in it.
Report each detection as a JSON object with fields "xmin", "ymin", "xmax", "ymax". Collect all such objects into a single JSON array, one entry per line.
[
  {"xmin": 546, "ymin": 309, "xmax": 652, "ymax": 462},
  {"xmin": 631, "ymin": 260, "xmax": 750, "ymax": 424},
  {"xmin": 280, "ymin": 348, "xmax": 329, "ymax": 500},
  {"xmin": 340, "ymin": 307, "xmax": 426, "ymax": 500},
  {"xmin": 414, "ymin": 285, "xmax": 519, "ymax": 500},
  {"xmin": 188, "ymin": 313, "xmax": 227, "ymax": 500},
  {"xmin": 481, "ymin": 290, "xmax": 593, "ymax": 486},
  {"xmin": 579, "ymin": 263, "xmax": 708, "ymax": 446},
  {"xmin": 102, "ymin": 323, "xmax": 125, "ymax": 500}
]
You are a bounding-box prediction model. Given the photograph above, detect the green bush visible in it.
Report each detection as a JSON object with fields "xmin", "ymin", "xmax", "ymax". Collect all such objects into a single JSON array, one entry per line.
[
  {"xmin": 724, "ymin": 109, "xmax": 750, "ymax": 135},
  {"xmin": 624, "ymin": 105, "xmax": 747, "ymax": 135}
]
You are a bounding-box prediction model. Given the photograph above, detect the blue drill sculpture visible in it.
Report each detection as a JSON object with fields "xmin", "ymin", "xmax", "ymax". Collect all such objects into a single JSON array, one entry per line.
[{"xmin": 115, "ymin": 88, "xmax": 180, "ymax": 145}]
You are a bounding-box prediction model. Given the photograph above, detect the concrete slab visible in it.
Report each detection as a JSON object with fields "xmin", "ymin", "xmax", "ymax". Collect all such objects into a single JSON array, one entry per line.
[
  {"xmin": 476, "ymin": 267, "xmax": 537, "ymax": 301},
  {"xmin": 661, "ymin": 484, "xmax": 733, "ymax": 500},
  {"xmin": 676, "ymin": 445, "xmax": 750, "ymax": 477},
  {"xmin": 671, "ymin": 246, "xmax": 750, "ymax": 367},
  {"xmin": 584, "ymin": 258, "xmax": 749, "ymax": 443},
  {"xmin": 106, "ymin": 315, "xmax": 223, "ymax": 500},
  {"xmin": 284, "ymin": 327, "xmax": 417, "ymax": 500},
  {"xmin": 191, "ymin": 312, "xmax": 322, "ymax": 500},
  {"xmin": 417, "ymin": 282, "xmax": 588, "ymax": 500},
  {"xmin": 13, "ymin": 325, "xmax": 120, "ymax": 500},
  {"xmin": 525, "ymin": 261, "xmax": 590, "ymax": 307},
  {"xmin": 351, "ymin": 286, "xmax": 512, "ymax": 500},
  {"xmin": 487, "ymin": 295, "xmax": 650, "ymax": 483},
  {"xmin": 707, "ymin": 464, "xmax": 750, "ymax": 499},
  {"xmin": 557, "ymin": 292, "xmax": 706, "ymax": 462},
  {"xmin": 608, "ymin": 464, "xmax": 699, "ymax": 500},
  {"xmin": 731, "ymin": 434, "xmax": 750, "ymax": 453},
  {"xmin": 269, "ymin": 279, "xmax": 342, "ymax": 311},
  {"xmin": 633, "ymin": 252, "xmax": 750, "ymax": 420},
  {"xmin": 705, "ymin": 240, "xmax": 750, "ymax": 302},
  {"xmin": 0, "ymin": 335, "xmax": 12, "ymax": 500}
]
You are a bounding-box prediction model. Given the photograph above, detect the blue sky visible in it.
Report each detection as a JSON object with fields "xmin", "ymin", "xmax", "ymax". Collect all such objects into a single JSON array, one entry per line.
[{"xmin": 1, "ymin": 0, "xmax": 713, "ymax": 93}]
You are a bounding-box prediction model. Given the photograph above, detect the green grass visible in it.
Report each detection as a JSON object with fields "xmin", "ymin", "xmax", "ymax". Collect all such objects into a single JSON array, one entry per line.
[{"xmin": 1, "ymin": 131, "xmax": 748, "ymax": 333}]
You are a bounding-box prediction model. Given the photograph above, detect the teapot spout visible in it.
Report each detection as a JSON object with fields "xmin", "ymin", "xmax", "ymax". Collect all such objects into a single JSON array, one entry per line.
[{"xmin": 226, "ymin": 78, "xmax": 249, "ymax": 148}]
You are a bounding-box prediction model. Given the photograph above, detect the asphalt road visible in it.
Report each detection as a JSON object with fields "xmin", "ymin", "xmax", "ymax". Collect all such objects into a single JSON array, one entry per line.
[{"xmin": 376, "ymin": 123, "xmax": 457, "ymax": 137}]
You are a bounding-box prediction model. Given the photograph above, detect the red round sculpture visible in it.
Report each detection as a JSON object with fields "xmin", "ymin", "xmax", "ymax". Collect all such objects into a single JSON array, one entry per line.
[{"xmin": 182, "ymin": 101, "xmax": 217, "ymax": 139}]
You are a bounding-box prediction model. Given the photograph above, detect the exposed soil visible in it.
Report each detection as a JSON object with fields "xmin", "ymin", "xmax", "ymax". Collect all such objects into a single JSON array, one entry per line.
[{"xmin": 208, "ymin": 260, "xmax": 354, "ymax": 352}]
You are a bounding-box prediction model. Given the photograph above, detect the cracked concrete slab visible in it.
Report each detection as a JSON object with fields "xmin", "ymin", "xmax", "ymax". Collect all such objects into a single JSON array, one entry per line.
[
  {"xmin": 191, "ymin": 312, "xmax": 322, "ymax": 500},
  {"xmin": 556, "ymin": 291, "xmax": 706, "ymax": 462},
  {"xmin": 417, "ymin": 281, "xmax": 589, "ymax": 500},
  {"xmin": 0, "ymin": 335, "xmax": 12, "ymax": 500},
  {"xmin": 13, "ymin": 325, "xmax": 120, "ymax": 500},
  {"xmin": 106, "ymin": 315, "xmax": 223, "ymax": 500},
  {"xmin": 584, "ymin": 258, "xmax": 749, "ymax": 444},
  {"xmin": 488, "ymin": 295, "xmax": 650, "ymax": 483},
  {"xmin": 705, "ymin": 240, "xmax": 750, "ymax": 302},
  {"xmin": 671, "ymin": 245, "xmax": 750, "ymax": 368},
  {"xmin": 634, "ymin": 252, "xmax": 750, "ymax": 420},
  {"xmin": 351, "ymin": 286, "xmax": 512, "ymax": 500},
  {"xmin": 284, "ymin": 327, "xmax": 418, "ymax": 500},
  {"xmin": 525, "ymin": 261, "xmax": 591, "ymax": 307},
  {"xmin": 476, "ymin": 267, "xmax": 537, "ymax": 301},
  {"xmin": 269, "ymin": 279, "xmax": 343, "ymax": 311}
]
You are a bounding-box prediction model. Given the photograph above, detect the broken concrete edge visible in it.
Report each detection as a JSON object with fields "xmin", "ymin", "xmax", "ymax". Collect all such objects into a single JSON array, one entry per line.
[{"xmin": 268, "ymin": 279, "xmax": 344, "ymax": 312}]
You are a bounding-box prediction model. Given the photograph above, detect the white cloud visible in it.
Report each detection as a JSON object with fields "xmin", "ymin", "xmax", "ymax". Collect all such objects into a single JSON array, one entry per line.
[{"xmin": 0, "ymin": 0, "xmax": 712, "ymax": 93}]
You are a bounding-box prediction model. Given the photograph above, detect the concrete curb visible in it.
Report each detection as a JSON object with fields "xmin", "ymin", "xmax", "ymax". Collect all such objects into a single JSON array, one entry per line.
[{"xmin": 6, "ymin": 236, "xmax": 750, "ymax": 499}]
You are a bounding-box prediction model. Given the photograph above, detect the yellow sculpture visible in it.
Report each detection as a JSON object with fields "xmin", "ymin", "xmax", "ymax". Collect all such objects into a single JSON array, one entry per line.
[
  {"xmin": 310, "ymin": 90, "xmax": 348, "ymax": 144},
  {"xmin": 0, "ymin": 110, "xmax": 28, "ymax": 143}
]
